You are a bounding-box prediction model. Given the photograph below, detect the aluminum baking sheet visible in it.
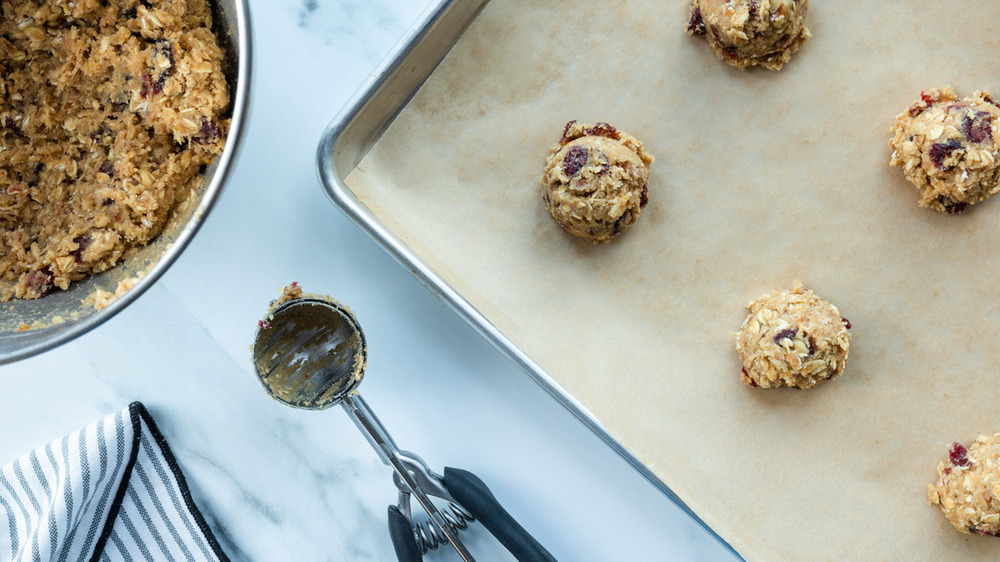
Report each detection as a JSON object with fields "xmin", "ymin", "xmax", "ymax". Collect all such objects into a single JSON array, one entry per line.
[{"xmin": 318, "ymin": 1, "xmax": 1000, "ymax": 559}]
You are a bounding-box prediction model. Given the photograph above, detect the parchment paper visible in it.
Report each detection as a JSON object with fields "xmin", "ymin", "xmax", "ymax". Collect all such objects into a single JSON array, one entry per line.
[{"xmin": 345, "ymin": 1, "xmax": 1000, "ymax": 559}]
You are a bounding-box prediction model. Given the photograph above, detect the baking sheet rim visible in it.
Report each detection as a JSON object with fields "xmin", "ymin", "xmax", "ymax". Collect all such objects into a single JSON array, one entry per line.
[{"xmin": 314, "ymin": 0, "xmax": 742, "ymax": 558}]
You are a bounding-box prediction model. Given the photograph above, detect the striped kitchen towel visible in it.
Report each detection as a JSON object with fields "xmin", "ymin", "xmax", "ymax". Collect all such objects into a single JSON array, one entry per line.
[{"xmin": 0, "ymin": 402, "xmax": 229, "ymax": 562}]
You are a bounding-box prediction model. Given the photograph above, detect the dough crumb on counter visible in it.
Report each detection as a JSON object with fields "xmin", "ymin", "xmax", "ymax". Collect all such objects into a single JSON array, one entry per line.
[
  {"xmin": 928, "ymin": 436, "xmax": 1000, "ymax": 537},
  {"xmin": 735, "ymin": 281, "xmax": 851, "ymax": 389},
  {"xmin": 889, "ymin": 87, "xmax": 1000, "ymax": 214},
  {"xmin": 0, "ymin": 0, "xmax": 230, "ymax": 302},
  {"xmin": 541, "ymin": 121, "xmax": 653, "ymax": 244},
  {"xmin": 686, "ymin": 0, "xmax": 811, "ymax": 71}
]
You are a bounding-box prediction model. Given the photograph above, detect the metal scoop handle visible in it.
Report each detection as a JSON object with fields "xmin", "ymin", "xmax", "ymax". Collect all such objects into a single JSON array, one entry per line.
[{"xmin": 342, "ymin": 394, "xmax": 475, "ymax": 562}]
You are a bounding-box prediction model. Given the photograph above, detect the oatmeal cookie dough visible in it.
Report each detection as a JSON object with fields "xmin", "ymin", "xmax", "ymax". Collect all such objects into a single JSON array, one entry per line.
[
  {"xmin": 0, "ymin": 0, "xmax": 230, "ymax": 301},
  {"xmin": 889, "ymin": 88, "xmax": 1000, "ymax": 214},
  {"xmin": 541, "ymin": 121, "xmax": 653, "ymax": 243},
  {"xmin": 928, "ymin": 436, "xmax": 1000, "ymax": 536},
  {"xmin": 686, "ymin": 0, "xmax": 811, "ymax": 71},
  {"xmin": 735, "ymin": 282, "xmax": 851, "ymax": 389}
]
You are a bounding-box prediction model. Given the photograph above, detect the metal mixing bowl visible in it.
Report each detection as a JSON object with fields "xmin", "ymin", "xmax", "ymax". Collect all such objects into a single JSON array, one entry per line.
[{"xmin": 0, "ymin": 0, "xmax": 252, "ymax": 365}]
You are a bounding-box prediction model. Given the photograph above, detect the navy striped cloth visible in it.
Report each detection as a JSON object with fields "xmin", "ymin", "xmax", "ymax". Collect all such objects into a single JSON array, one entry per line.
[{"xmin": 0, "ymin": 403, "xmax": 229, "ymax": 562}]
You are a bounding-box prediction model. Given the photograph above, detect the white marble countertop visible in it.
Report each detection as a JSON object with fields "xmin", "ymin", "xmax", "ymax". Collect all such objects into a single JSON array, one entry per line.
[{"xmin": 0, "ymin": 1, "xmax": 740, "ymax": 560}]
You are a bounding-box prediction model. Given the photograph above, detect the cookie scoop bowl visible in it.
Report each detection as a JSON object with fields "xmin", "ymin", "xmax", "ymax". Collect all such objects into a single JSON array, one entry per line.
[{"xmin": 0, "ymin": 0, "xmax": 252, "ymax": 366}]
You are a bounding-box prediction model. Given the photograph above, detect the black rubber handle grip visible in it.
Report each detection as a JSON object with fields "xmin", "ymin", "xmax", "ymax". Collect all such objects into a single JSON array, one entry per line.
[
  {"xmin": 443, "ymin": 467, "xmax": 557, "ymax": 562},
  {"xmin": 388, "ymin": 505, "xmax": 423, "ymax": 562}
]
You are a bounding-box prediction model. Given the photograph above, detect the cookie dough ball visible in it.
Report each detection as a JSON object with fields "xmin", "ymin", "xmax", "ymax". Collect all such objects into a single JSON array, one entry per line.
[
  {"xmin": 735, "ymin": 282, "xmax": 851, "ymax": 389},
  {"xmin": 686, "ymin": 0, "xmax": 811, "ymax": 71},
  {"xmin": 928, "ymin": 436, "xmax": 1000, "ymax": 536},
  {"xmin": 541, "ymin": 121, "xmax": 654, "ymax": 243},
  {"xmin": 889, "ymin": 88, "xmax": 1000, "ymax": 214}
]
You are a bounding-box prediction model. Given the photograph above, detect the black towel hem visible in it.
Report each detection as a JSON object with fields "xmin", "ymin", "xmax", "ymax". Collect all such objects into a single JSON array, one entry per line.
[
  {"xmin": 135, "ymin": 402, "xmax": 231, "ymax": 562},
  {"xmin": 87, "ymin": 402, "xmax": 142, "ymax": 562},
  {"xmin": 88, "ymin": 402, "xmax": 231, "ymax": 562}
]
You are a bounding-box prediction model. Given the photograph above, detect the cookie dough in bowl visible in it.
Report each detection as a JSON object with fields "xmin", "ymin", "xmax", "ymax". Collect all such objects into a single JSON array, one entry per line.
[
  {"xmin": 928, "ymin": 436, "xmax": 1000, "ymax": 536},
  {"xmin": 1, "ymin": 0, "xmax": 230, "ymax": 302},
  {"xmin": 541, "ymin": 121, "xmax": 653, "ymax": 243},
  {"xmin": 735, "ymin": 282, "xmax": 851, "ymax": 389},
  {"xmin": 889, "ymin": 88, "xmax": 1000, "ymax": 214},
  {"xmin": 0, "ymin": 0, "xmax": 249, "ymax": 365},
  {"xmin": 686, "ymin": 0, "xmax": 811, "ymax": 71}
]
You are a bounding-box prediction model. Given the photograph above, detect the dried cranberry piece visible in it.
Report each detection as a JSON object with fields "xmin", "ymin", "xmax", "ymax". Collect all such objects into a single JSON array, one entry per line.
[
  {"xmin": 561, "ymin": 120, "xmax": 578, "ymax": 142},
  {"xmin": 153, "ymin": 39, "xmax": 173, "ymax": 63},
  {"xmin": 70, "ymin": 236, "xmax": 92, "ymax": 264},
  {"xmin": 102, "ymin": 198, "xmax": 114, "ymax": 206},
  {"xmin": 841, "ymin": 317, "xmax": 851, "ymax": 329},
  {"xmin": 962, "ymin": 111, "xmax": 993, "ymax": 143},
  {"xmin": 773, "ymin": 328, "xmax": 797, "ymax": 343},
  {"xmin": 687, "ymin": 6, "xmax": 705, "ymax": 35},
  {"xmin": 150, "ymin": 39, "xmax": 174, "ymax": 93},
  {"xmin": 985, "ymin": 94, "xmax": 1000, "ymax": 111},
  {"xmin": 807, "ymin": 335, "xmax": 817, "ymax": 355},
  {"xmin": 2, "ymin": 116, "xmax": 25, "ymax": 138},
  {"xmin": 612, "ymin": 212, "xmax": 631, "ymax": 234},
  {"xmin": 140, "ymin": 74, "xmax": 154, "ymax": 99},
  {"xmin": 586, "ymin": 123, "xmax": 619, "ymax": 140},
  {"xmin": 90, "ymin": 126, "xmax": 113, "ymax": 144},
  {"xmin": 966, "ymin": 524, "xmax": 1000, "ymax": 536},
  {"xmin": 908, "ymin": 91, "xmax": 936, "ymax": 117},
  {"xmin": 98, "ymin": 162, "xmax": 114, "ymax": 176},
  {"xmin": 741, "ymin": 367, "xmax": 759, "ymax": 387},
  {"xmin": 25, "ymin": 267, "xmax": 54, "ymax": 297},
  {"xmin": 928, "ymin": 139, "xmax": 962, "ymax": 169},
  {"xmin": 748, "ymin": 1, "xmax": 758, "ymax": 19},
  {"xmin": 950, "ymin": 442, "xmax": 971, "ymax": 467},
  {"xmin": 194, "ymin": 117, "xmax": 222, "ymax": 144},
  {"xmin": 937, "ymin": 195, "xmax": 968, "ymax": 214},
  {"xmin": 562, "ymin": 146, "xmax": 588, "ymax": 176},
  {"xmin": 945, "ymin": 102, "xmax": 970, "ymax": 114},
  {"xmin": 708, "ymin": 26, "xmax": 740, "ymax": 58},
  {"xmin": 639, "ymin": 184, "xmax": 649, "ymax": 207},
  {"xmin": 258, "ymin": 320, "xmax": 271, "ymax": 330}
]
